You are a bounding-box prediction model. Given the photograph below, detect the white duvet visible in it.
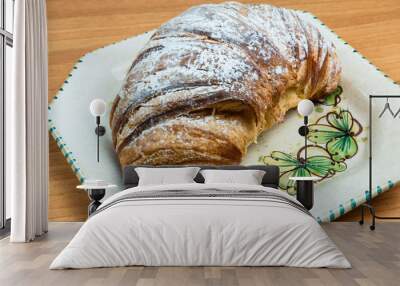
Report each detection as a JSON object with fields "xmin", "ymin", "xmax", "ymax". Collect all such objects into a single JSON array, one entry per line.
[{"xmin": 50, "ymin": 183, "xmax": 350, "ymax": 269}]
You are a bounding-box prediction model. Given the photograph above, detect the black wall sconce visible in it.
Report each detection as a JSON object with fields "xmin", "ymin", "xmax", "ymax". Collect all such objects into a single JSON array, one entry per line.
[
  {"xmin": 297, "ymin": 99, "xmax": 315, "ymax": 162},
  {"xmin": 90, "ymin": 99, "xmax": 107, "ymax": 162}
]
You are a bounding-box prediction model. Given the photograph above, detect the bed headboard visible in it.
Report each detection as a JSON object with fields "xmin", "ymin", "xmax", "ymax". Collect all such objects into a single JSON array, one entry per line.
[{"xmin": 123, "ymin": 165, "xmax": 280, "ymax": 189}]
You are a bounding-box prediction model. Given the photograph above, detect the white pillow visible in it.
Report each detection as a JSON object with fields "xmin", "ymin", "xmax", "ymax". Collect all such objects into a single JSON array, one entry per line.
[
  {"xmin": 200, "ymin": 169, "xmax": 266, "ymax": 185},
  {"xmin": 135, "ymin": 167, "xmax": 200, "ymax": 186}
]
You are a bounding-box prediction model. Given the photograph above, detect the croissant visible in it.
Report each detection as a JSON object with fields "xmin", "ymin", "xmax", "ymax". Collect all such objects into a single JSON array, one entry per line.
[{"xmin": 110, "ymin": 2, "xmax": 341, "ymax": 167}]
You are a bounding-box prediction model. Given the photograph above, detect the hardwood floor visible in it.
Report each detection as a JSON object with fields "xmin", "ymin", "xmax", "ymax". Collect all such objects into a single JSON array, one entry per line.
[
  {"xmin": 0, "ymin": 222, "xmax": 399, "ymax": 286},
  {"xmin": 47, "ymin": 0, "xmax": 400, "ymax": 221}
]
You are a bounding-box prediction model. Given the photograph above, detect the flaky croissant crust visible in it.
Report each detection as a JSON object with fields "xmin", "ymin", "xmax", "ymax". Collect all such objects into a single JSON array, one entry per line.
[{"xmin": 110, "ymin": 2, "xmax": 341, "ymax": 167}]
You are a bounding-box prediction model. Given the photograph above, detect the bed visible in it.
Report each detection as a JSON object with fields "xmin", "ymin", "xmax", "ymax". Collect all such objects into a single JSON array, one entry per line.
[{"xmin": 50, "ymin": 165, "xmax": 350, "ymax": 269}]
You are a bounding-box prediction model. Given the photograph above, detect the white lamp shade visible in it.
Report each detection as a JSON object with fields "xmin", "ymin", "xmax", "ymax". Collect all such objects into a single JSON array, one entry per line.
[
  {"xmin": 90, "ymin": 99, "xmax": 106, "ymax": 117},
  {"xmin": 297, "ymin": 99, "xmax": 314, "ymax": 116}
]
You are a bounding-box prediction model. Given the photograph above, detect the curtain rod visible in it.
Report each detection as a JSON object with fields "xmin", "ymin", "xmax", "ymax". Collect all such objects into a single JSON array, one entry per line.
[{"xmin": 370, "ymin": 95, "xmax": 400, "ymax": 98}]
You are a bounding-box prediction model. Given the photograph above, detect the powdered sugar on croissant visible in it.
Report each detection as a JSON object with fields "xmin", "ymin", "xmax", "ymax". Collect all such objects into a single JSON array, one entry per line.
[{"xmin": 110, "ymin": 2, "xmax": 341, "ymax": 167}]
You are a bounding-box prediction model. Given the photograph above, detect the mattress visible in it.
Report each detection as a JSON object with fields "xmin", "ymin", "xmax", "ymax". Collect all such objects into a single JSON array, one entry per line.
[{"xmin": 50, "ymin": 183, "xmax": 350, "ymax": 269}]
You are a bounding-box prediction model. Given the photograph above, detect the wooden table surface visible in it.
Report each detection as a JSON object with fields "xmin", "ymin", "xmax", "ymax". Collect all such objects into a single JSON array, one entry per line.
[{"xmin": 47, "ymin": 0, "xmax": 400, "ymax": 221}]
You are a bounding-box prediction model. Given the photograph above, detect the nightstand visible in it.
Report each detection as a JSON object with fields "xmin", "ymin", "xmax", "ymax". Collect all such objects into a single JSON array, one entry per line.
[
  {"xmin": 289, "ymin": 177, "xmax": 319, "ymax": 210},
  {"xmin": 77, "ymin": 181, "xmax": 117, "ymax": 216}
]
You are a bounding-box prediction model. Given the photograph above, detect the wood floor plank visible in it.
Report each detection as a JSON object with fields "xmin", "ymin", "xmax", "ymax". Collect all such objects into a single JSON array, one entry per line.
[{"xmin": 1, "ymin": 222, "xmax": 396, "ymax": 285}]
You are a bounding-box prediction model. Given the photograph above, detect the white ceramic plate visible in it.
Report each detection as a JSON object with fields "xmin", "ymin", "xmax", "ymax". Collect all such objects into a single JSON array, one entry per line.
[{"xmin": 49, "ymin": 12, "xmax": 400, "ymax": 222}]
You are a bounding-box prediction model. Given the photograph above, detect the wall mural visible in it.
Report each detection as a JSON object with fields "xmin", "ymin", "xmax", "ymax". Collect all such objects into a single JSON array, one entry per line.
[{"xmin": 48, "ymin": 10, "xmax": 400, "ymax": 222}]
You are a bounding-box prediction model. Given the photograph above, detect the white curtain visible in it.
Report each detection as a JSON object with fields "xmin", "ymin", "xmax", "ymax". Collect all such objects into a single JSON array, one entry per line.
[{"xmin": 7, "ymin": 0, "xmax": 49, "ymax": 242}]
